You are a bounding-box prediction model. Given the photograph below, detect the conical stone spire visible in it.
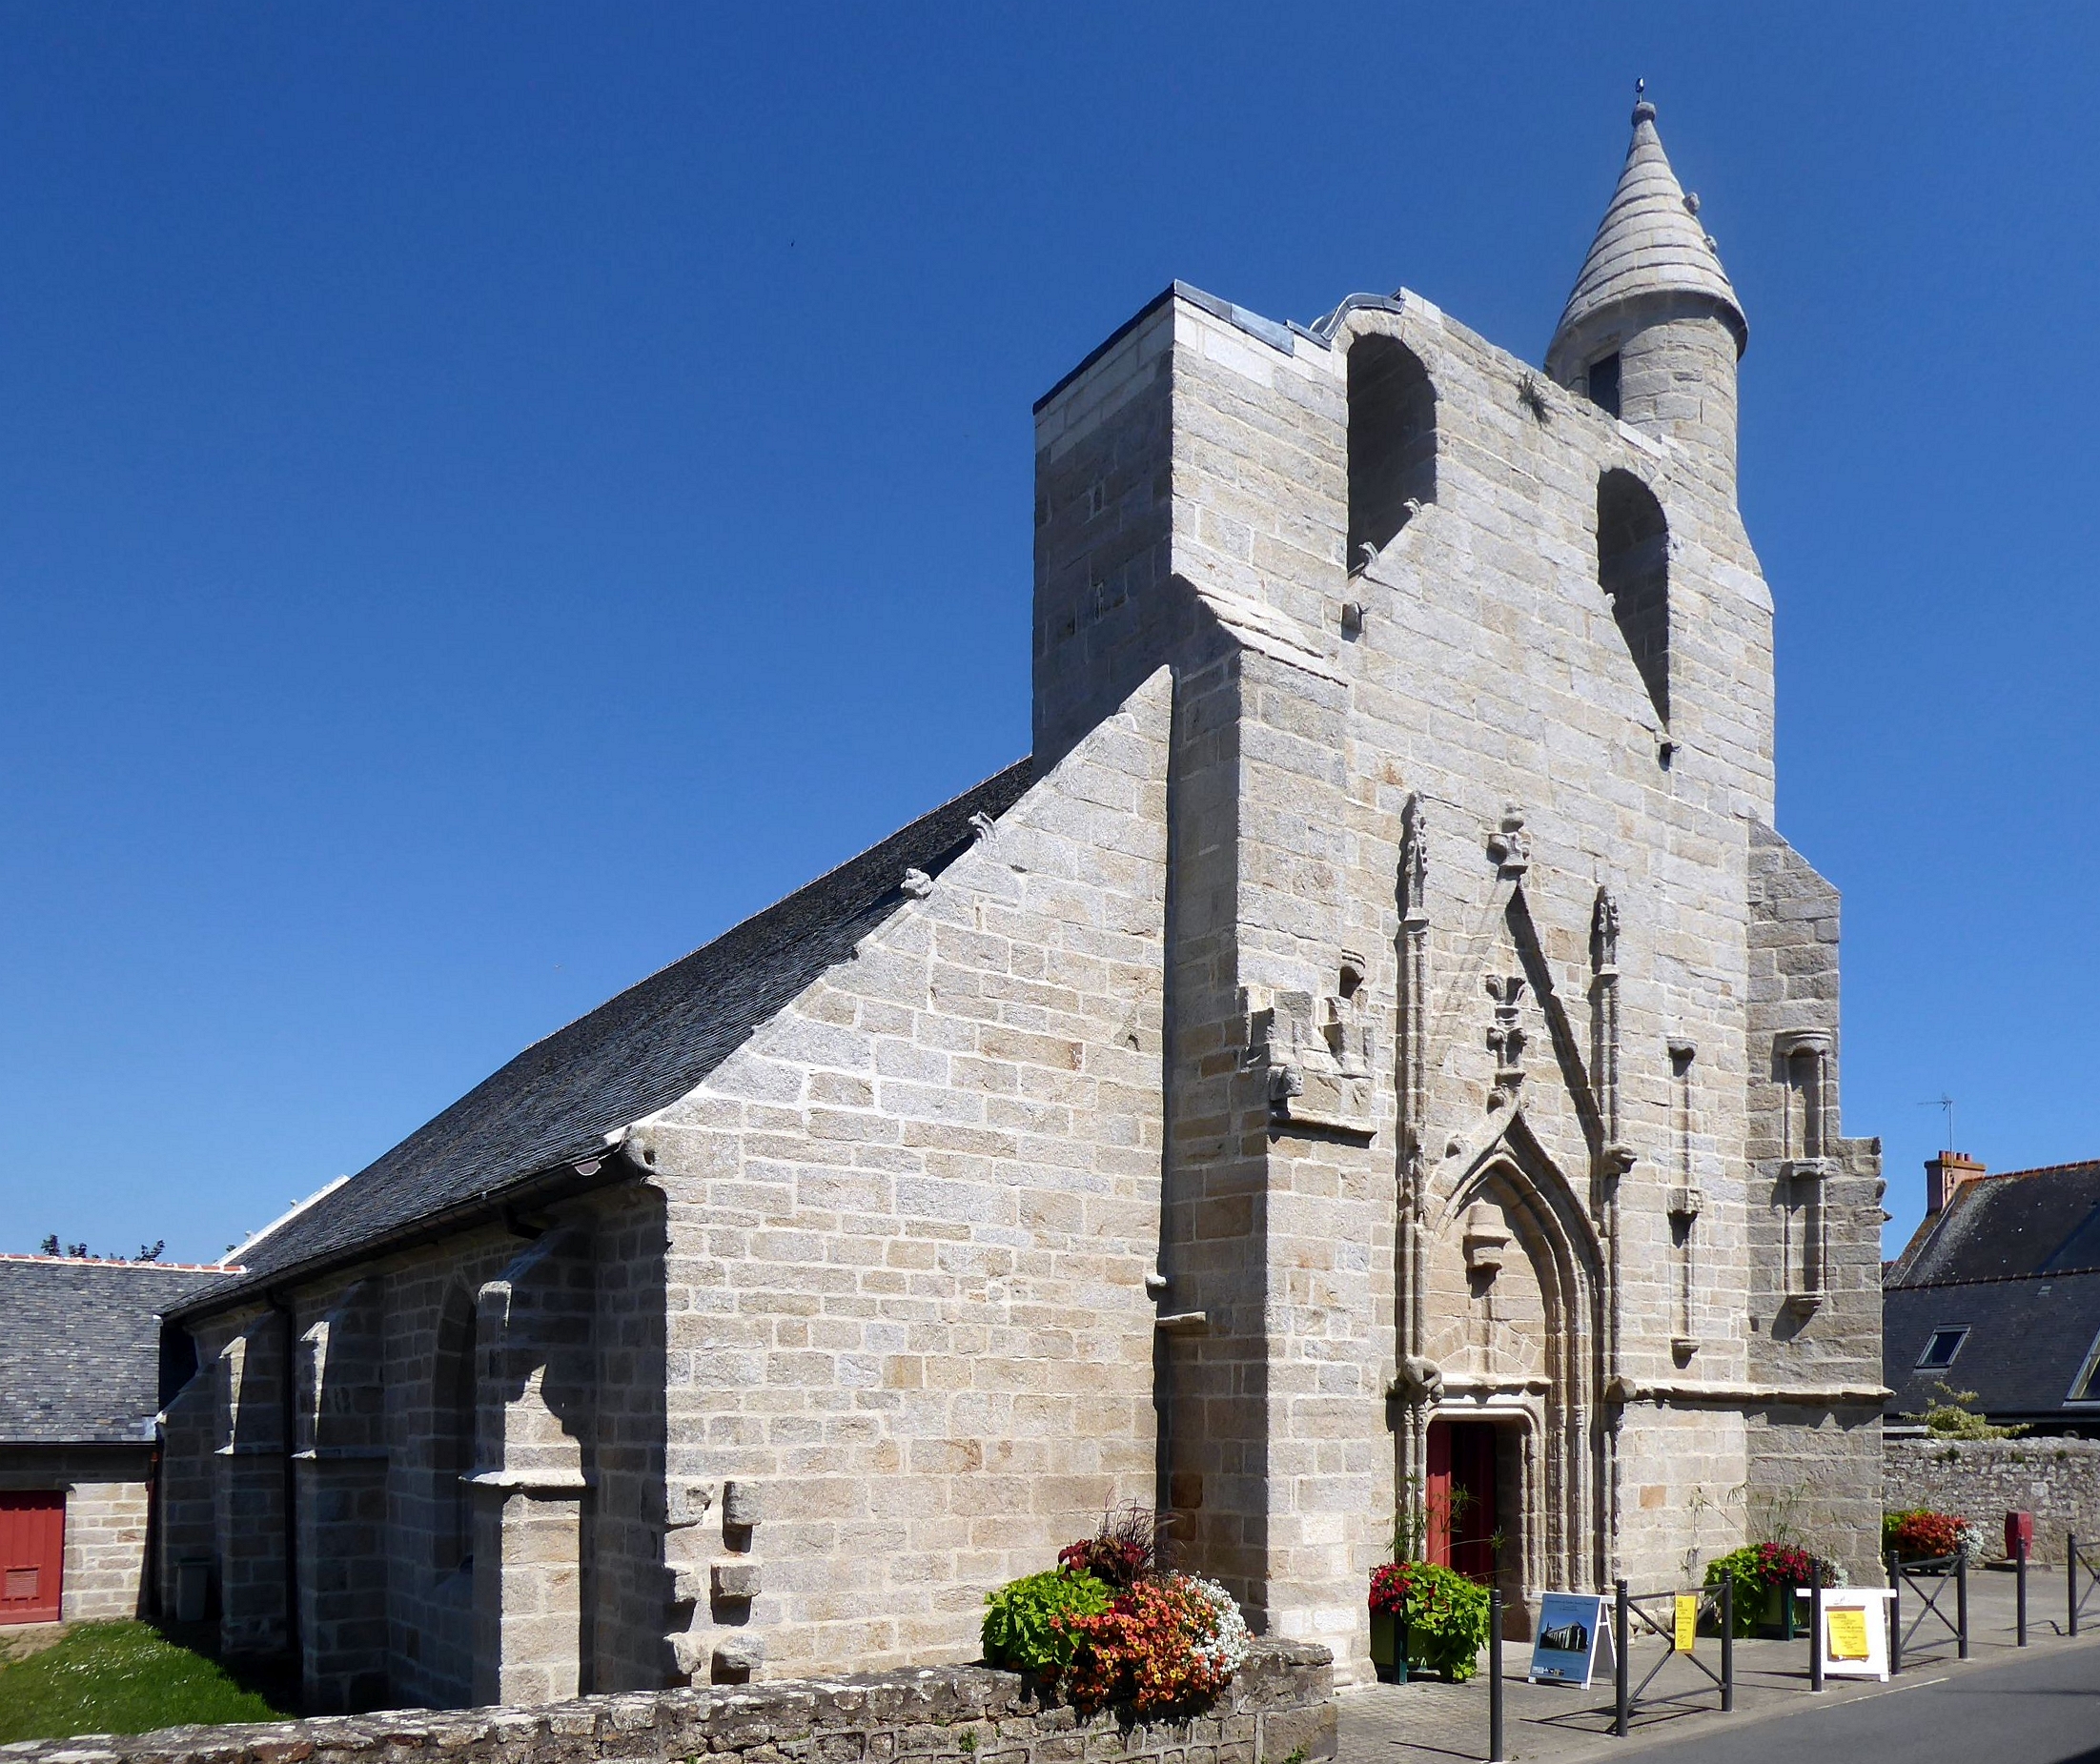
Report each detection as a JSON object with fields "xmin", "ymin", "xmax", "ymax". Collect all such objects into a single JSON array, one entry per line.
[{"xmin": 1546, "ymin": 94, "xmax": 1746, "ymax": 385}]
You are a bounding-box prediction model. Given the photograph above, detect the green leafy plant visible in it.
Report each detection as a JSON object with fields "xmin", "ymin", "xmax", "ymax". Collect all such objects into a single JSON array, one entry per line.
[
  {"xmin": 1391, "ymin": 1475, "xmax": 1484, "ymax": 1571},
  {"xmin": 982, "ymin": 1569, "xmax": 1112, "ymax": 1677},
  {"xmin": 1915, "ymin": 1382, "xmax": 2028, "ymax": 1440},
  {"xmin": 1368, "ymin": 1561, "xmax": 1491, "ymax": 1681},
  {"xmin": 1702, "ymin": 1543, "xmax": 1845, "ymax": 1636}
]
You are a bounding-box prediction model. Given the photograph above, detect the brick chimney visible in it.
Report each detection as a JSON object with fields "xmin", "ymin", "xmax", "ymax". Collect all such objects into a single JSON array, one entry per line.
[{"xmin": 1926, "ymin": 1150, "xmax": 1986, "ymax": 1214}]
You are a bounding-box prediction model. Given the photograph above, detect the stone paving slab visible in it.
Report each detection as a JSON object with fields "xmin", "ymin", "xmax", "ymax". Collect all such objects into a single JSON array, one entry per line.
[{"xmin": 1337, "ymin": 1565, "xmax": 2100, "ymax": 1764}]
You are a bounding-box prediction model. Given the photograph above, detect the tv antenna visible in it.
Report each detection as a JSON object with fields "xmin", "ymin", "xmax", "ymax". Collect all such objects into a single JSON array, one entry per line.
[{"xmin": 1917, "ymin": 1093, "xmax": 1956, "ymax": 1151}]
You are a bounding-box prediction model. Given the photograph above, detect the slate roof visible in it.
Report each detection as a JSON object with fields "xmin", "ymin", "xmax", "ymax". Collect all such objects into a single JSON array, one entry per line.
[
  {"xmin": 1884, "ymin": 1160, "xmax": 2100, "ymax": 1428},
  {"xmin": 1891, "ymin": 1160, "xmax": 2100, "ymax": 1287},
  {"xmin": 1548, "ymin": 98, "xmax": 1746, "ymax": 375},
  {"xmin": 177, "ymin": 758, "xmax": 1034, "ymax": 1318},
  {"xmin": 1885, "ymin": 1271, "xmax": 2100, "ymax": 1426},
  {"xmin": 0, "ymin": 1258, "xmax": 229, "ymax": 1444}
]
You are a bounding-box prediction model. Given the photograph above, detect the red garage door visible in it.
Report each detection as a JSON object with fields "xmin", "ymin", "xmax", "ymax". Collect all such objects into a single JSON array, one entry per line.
[{"xmin": 0, "ymin": 1491, "xmax": 64, "ymax": 1623}]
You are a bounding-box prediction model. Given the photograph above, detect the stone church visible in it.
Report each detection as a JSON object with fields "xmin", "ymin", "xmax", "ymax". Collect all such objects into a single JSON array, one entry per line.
[{"xmin": 157, "ymin": 97, "xmax": 1885, "ymax": 1712}]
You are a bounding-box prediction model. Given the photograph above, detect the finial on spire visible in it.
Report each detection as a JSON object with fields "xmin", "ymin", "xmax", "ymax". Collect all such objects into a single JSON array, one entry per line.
[{"xmin": 1633, "ymin": 77, "xmax": 1655, "ymax": 125}]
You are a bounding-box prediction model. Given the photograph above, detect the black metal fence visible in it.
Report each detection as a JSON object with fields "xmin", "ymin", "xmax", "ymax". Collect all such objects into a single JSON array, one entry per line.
[
  {"xmin": 1886, "ymin": 1549, "xmax": 1968, "ymax": 1672},
  {"xmin": 2072, "ymin": 1532, "xmax": 2099, "ymax": 1637},
  {"xmin": 1611, "ymin": 1577, "xmax": 1734, "ymax": 1736}
]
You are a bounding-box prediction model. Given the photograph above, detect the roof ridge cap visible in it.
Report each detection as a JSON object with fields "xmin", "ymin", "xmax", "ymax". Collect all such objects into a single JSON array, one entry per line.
[{"xmin": 0, "ymin": 1252, "xmax": 238, "ymax": 1271}]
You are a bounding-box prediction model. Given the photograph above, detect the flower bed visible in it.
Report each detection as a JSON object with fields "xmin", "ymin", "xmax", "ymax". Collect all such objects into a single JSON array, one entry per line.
[
  {"xmin": 982, "ymin": 1510, "xmax": 1251, "ymax": 1715},
  {"xmin": 1884, "ymin": 1508, "xmax": 1984, "ymax": 1562}
]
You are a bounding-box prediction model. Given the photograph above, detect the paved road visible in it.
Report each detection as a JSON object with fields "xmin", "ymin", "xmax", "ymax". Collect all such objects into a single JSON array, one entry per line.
[{"xmin": 1617, "ymin": 1641, "xmax": 2100, "ymax": 1763}]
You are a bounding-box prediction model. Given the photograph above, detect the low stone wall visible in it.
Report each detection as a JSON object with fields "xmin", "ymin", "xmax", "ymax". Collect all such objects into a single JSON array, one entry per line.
[
  {"xmin": 0, "ymin": 1642, "xmax": 1335, "ymax": 1764},
  {"xmin": 1886, "ymin": 1437, "xmax": 2100, "ymax": 1561}
]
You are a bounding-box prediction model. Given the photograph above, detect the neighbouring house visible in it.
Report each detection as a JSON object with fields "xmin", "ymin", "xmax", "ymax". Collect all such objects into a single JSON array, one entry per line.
[
  {"xmin": 154, "ymin": 94, "xmax": 1885, "ymax": 1714},
  {"xmin": 1885, "ymin": 1153, "xmax": 2100, "ymax": 1437},
  {"xmin": 0, "ymin": 1254, "xmax": 231, "ymax": 1625}
]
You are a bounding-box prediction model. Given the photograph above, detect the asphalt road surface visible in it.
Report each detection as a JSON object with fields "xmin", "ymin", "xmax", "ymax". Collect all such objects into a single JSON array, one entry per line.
[{"xmin": 1621, "ymin": 1642, "xmax": 2100, "ymax": 1764}]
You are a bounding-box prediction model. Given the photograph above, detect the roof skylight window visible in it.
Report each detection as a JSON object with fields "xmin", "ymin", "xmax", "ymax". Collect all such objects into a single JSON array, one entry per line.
[
  {"xmin": 1917, "ymin": 1327, "xmax": 1968, "ymax": 1369},
  {"xmin": 2069, "ymin": 1330, "xmax": 2100, "ymax": 1405}
]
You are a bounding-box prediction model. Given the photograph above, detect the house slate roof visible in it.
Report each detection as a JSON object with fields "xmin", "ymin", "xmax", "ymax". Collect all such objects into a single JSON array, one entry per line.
[
  {"xmin": 1884, "ymin": 1159, "xmax": 2100, "ymax": 1428},
  {"xmin": 1885, "ymin": 1270, "xmax": 2100, "ymax": 1426},
  {"xmin": 0, "ymin": 1258, "xmax": 230, "ymax": 1444},
  {"xmin": 175, "ymin": 758, "xmax": 1034, "ymax": 1319},
  {"xmin": 1891, "ymin": 1160, "xmax": 2100, "ymax": 1286}
]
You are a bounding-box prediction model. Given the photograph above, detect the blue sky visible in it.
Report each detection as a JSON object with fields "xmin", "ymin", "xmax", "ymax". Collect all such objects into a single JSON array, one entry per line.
[{"xmin": 0, "ymin": 3, "xmax": 2091, "ymax": 1264}]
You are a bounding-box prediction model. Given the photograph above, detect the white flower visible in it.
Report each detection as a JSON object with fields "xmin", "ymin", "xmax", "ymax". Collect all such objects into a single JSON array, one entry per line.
[{"xmin": 1181, "ymin": 1574, "xmax": 1252, "ymax": 1677}]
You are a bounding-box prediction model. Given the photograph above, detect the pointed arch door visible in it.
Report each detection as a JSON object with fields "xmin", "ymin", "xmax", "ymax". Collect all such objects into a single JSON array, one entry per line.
[{"xmin": 1425, "ymin": 1419, "xmax": 1499, "ymax": 1580}]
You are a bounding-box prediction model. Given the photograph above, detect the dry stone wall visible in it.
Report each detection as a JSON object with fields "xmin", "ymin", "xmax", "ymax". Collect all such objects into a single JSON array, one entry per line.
[
  {"xmin": 0, "ymin": 1646, "xmax": 1335, "ymax": 1764},
  {"xmin": 1886, "ymin": 1438, "xmax": 2100, "ymax": 1563}
]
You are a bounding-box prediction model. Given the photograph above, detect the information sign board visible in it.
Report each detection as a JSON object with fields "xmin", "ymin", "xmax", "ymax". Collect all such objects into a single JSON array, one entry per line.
[
  {"xmin": 1527, "ymin": 1592, "xmax": 1615, "ymax": 1688},
  {"xmin": 1795, "ymin": 1588, "xmax": 1894, "ymax": 1682}
]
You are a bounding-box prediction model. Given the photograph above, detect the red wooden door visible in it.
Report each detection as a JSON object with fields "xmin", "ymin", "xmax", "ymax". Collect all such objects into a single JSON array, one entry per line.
[
  {"xmin": 1423, "ymin": 1421, "xmax": 1498, "ymax": 1580},
  {"xmin": 0, "ymin": 1491, "xmax": 64, "ymax": 1623}
]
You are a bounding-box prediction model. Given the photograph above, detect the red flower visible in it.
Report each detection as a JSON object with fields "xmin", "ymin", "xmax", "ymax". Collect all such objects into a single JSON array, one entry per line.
[
  {"xmin": 1369, "ymin": 1562, "xmax": 1419, "ymax": 1616},
  {"xmin": 1890, "ymin": 1511, "xmax": 1967, "ymax": 1560}
]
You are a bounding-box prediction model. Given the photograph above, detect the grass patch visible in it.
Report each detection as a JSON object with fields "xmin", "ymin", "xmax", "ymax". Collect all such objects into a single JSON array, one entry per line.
[{"xmin": 0, "ymin": 1621, "xmax": 290, "ymax": 1741}]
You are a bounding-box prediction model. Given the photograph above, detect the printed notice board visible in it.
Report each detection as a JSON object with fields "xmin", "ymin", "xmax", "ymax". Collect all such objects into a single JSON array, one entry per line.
[
  {"xmin": 1528, "ymin": 1592, "xmax": 1614, "ymax": 1688},
  {"xmin": 1797, "ymin": 1588, "xmax": 1894, "ymax": 1682},
  {"xmin": 1672, "ymin": 1593, "xmax": 1698, "ymax": 1652}
]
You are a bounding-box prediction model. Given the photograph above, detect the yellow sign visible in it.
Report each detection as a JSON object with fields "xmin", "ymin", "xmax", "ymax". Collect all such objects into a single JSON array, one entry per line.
[
  {"xmin": 1673, "ymin": 1593, "xmax": 1698, "ymax": 1652},
  {"xmin": 1825, "ymin": 1607, "xmax": 1871, "ymax": 1661}
]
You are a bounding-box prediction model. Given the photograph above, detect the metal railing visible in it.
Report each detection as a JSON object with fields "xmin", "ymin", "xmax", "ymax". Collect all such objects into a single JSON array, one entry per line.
[
  {"xmin": 1612, "ymin": 1577, "xmax": 1733, "ymax": 1736},
  {"xmin": 2072, "ymin": 1532, "xmax": 2100, "ymax": 1637},
  {"xmin": 1886, "ymin": 1549, "xmax": 1967, "ymax": 1672}
]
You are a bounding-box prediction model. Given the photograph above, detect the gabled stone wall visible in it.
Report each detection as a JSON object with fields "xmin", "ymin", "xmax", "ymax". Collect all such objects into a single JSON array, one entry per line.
[
  {"xmin": 1022, "ymin": 274, "xmax": 1881, "ymax": 1679},
  {"xmin": 642, "ymin": 671, "xmax": 1177, "ymax": 1680}
]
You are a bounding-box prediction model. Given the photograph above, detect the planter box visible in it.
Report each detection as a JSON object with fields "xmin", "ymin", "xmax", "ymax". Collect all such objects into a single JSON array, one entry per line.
[
  {"xmin": 1760, "ymin": 1584, "xmax": 1797, "ymax": 1640},
  {"xmin": 1369, "ymin": 1610, "xmax": 1406, "ymax": 1684}
]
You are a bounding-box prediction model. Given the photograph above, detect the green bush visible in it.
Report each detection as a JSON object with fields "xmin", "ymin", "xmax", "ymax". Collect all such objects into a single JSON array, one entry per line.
[
  {"xmin": 1703, "ymin": 1547, "xmax": 1766, "ymax": 1637},
  {"xmin": 982, "ymin": 1570, "xmax": 1113, "ymax": 1677}
]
